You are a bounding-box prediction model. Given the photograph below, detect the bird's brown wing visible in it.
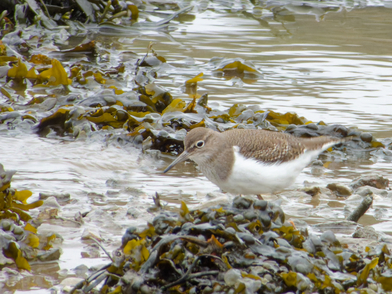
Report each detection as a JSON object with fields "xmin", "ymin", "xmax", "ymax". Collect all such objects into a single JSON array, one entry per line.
[
  {"xmin": 224, "ymin": 129, "xmax": 344, "ymax": 164},
  {"xmin": 223, "ymin": 129, "xmax": 306, "ymax": 163}
]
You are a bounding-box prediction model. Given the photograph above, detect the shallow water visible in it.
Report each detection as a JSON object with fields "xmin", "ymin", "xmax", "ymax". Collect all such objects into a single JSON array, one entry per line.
[{"xmin": 2, "ymin": 0, "xmax": 392, "ymax": 292}]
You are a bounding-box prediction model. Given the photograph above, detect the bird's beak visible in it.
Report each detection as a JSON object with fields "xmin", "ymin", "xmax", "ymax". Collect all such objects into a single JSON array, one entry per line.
[{"xmin": 163, "ymin": 151, "xmax": 191, "ymax": 173}]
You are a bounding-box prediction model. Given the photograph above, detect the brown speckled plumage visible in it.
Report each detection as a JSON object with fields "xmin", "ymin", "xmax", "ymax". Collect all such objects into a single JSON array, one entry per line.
[
  {"xmin": 222, "ymin": 129, "xmax": 343, "ymax": 163},
  {"xmin": 164, "ymin": 127, "xmax": 349, "ymax": 194}
]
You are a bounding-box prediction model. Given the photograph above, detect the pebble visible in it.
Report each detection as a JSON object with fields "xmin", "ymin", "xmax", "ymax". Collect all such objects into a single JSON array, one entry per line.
[
  {"xmin": 233, "ymin": 214, "xmax": 245, "ymax": 222},
  {"xmin": 12, "ymin": 226, "xmax": 24, "ymax": 235},
  {"xmin": 1, "ymin": 220, "xmax": 12, "ymax": 231},
  {"xmin": 350, "ymin": 174, "xmax": 389, "ymax": 190},
  {"xmin": 224, "ymin": 269, "xmax": 242, "ymax": 286},
  {"xmin": 126, "ymin": 207, "xmax": 141, "ymax": 218},
  {"xmin": 243, "ymin": 210, "xmax": 257, "ymax": 221},
  {"xmin": 302, "ymin": 186, "xmax": 321, "ymax": 196},
  {"xmin": 352, "ymin": 227, "xmax": 382, "ymax": 240},
  {"xmin": 356, "ymin": 185, "xmax": 388, "ymax": 197},
  {"xmin": 81, "ymin": 245, "xmax": 101, "ymax": 258},
  {"xmin": 37, "ymin": 248, "xmax": 61, "ymax": 261},
  {"xmin": 326, "ymin": 183, "xmax": 352, "ymax": 197},
  {"xmin": 285, "ymin": 124, "xmax": 296, "ymax": 131},
  {"xmin": 253, "ymin": 200, "xmax": 267, "ymax": 210},
  {"xmin": 81, "ymin": 229, "xmax": 102, "ymax": 241},
  {"xmin": 360, "ymin": 132, "xmax": 373, "ymax": 142},
  {"xmin": 305, "ymin": 123, "xmax": 318, "ymax": 130},
  {"xmin": 41, "ymin": 196, "xmax": 61, "ymax": 209},
  {"xmin": 39, "ymin": 192, "xmax": 71, "ymax": 202},
  {"xmin": 232, "ymin": 196, "xmax": 252, "ymax": 209},
  {"xmin": 60, "ymin": 277, "xmax": 84, "ymax": 287}
]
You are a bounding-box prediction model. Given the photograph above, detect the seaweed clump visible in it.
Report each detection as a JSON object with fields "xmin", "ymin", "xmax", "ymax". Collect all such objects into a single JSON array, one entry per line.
[
  {"xmin": 0, "ymin": 163, "xmax": 59, "ymax": 271},
  {"xmin": 73, "ymin": 198, "xmax": 392, "ymax": 293}
]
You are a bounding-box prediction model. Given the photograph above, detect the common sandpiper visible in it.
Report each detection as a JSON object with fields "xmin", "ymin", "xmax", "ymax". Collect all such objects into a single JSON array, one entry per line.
[{"xmin": 164, "ymin": 127, "xmax": 349, "ymax": 195}]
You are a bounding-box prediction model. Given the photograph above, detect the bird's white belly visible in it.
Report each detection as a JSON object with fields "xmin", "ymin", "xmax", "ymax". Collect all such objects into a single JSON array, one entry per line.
[{"xmin": 218, "ymin": 149, "xmax": 319, "ymax": 195}]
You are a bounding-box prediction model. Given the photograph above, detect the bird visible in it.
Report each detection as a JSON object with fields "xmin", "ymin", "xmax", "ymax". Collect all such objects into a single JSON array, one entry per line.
[{"xmin": 163, "ymin": 127, "xmax": 349, "ymax": 195}]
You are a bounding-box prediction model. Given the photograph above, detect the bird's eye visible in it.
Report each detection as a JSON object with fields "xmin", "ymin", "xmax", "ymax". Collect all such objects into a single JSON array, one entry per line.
[{"xmin": 195, "ymin": 140, "xmax": 204, "ymax": 148}]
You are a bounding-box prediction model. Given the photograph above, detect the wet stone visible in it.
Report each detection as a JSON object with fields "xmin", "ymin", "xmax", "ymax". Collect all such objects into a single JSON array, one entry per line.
[
  {"xmin": 126, "ymin": 207, "xmax": 141, "ymax": 218},
  {"xmin": 1, "ymin": 219, "xmax": 12, "ymax": 231},
  {"xmin": 305, "ymin": 123, "xmax": 318, "ymax": 130},
  {"xmin": 243, "ymin": 210, "xmax": 257, "ymax": 221},
  {"xmin": 254, "ymin": 200, "xmax": 268, "ymax": 210},
  {"xmin": 81, "ymin": 228, "xmax": 102, "ymax": 241},
  {"xmin": 41, "ymin": 196, "xmax": 61, "ymax": 208},
  {"xmin": 285, "ymin": 124, "xmax": 296, "ymax": 131},
  {"xmin": 39, "ymin": 192, "xmax": 71, "ymax": 202},
  {"xmin": 152, "ymin": 213, "xmax": 176, "ymax": 235},
  {"xmin": 232, "ymin": 196, "xmax": 253, "ymax": 209},
  {"xmin": 320, "ymin": 230, "xmax": 339, "ymax": 245},
  {"xmin": 12, "ymin": 226, "xmax": 24, "ymax": 235},
  {"xmin": 356, "ymin": 185, "xmax": 388, "ymax": 197},
  {"xmin": 37, "ymin": 248, "xmax": 61, "ymax": 261},
  {"xmin": 258, "ymin": 213, "xmax": 272, "ymax": 228},
  {"xmin": 326, "ymin": 183, "xmax": 352, "ymax": 197},
  {"xmin": 60, "ymin": 277, "xmax": 84, "ymax": 288},
  {"xmin": 80, "ymin": 244, "xmax": 101, "ymax": 258},
  {"xmin": 350, "ymin": 174, "xmax": 389, "ymax": 190},
  {"xmin": 302, "ymin": 186, "xmax": 321, "ymax": 196},
  {"xmin": 352, "ymin": 227, "xmax": 383, "ymax": 240},
  {"xmin": 313, "ymin": 221, "xmax": 358, "ymax": 235},
  {"xmin": 0, "ymin": 251, "xmax": 14, "ymax": 267},
  {"xmin": 360, "ymin": 132, "xmax": 373, "ymax": 142},
  {"xmin": 325, "ymin": 124, "xmax": 349, "ymax": 137},
  {"xmin": 124, "ymin": 187, "xmax": 145, "ymax": 197},
  {"xmin": 311, "ymin": 159, "xmax": 324, "ymax": 166}
]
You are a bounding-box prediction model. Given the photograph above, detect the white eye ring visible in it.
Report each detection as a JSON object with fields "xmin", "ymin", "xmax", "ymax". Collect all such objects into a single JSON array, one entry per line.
[{"xmin": 195, "ymin": 140, "xmax": 204, "ymax": 148}]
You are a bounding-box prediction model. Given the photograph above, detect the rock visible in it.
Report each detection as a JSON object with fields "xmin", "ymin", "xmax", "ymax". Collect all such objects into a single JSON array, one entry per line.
[
  {"xmin": 302, "ymin": 186, "xmax": 321, "ymax": 196},
  {"xmin": 326, "ymin": 183, "xmax": 352, "ymax": 197},
  {"xmin": 81, "ymin": 229, "xmax": 102, "ymax": 241},
  {"xmin": 39, "ymin": 192, "xmax": 71, "ymax": 202},
  {"xmin": 1, "ymin": 219, "xmax": 12, "ymax": 231},
  {"xmin": 12, "ymin": 226, "xmax": 24, "ymax": 235},
  {"xmin": 81, "ymin": 244, "xmax": 101, "ymax": 258},
  {"xmin": 311, "ymin": 159, "xmax": 324, "ymax": 166},
  {"xmin": 126, "ymin": 207, "xmax": 141, "ymax": 218},
  {"xmin": 356, "ymin": 186, "xmax": 388, "ymax": 197},
  {"xmin": 253, "ymin": 200, "xmax": 268, "ymax": 210},
  {"xmin": 352, "ymin": 227, "xmax": 383, "ymax": 240},
  {"xmin": 41, "ymin": 196, "xmax": 61, "ymax": 209},
  {"xmin": 60, "ymin": 277, "xmax": 84, "ymax": 288},
  {"xmin": 124, "ymin": 187, "xmax": 145, "ymax": 197},
  {"xmin": 243, "ymin": 210, "xmax": 257, "ymax": 221},
  {"xmin": 355, "ymin": 186, "xmax": 373, "ymax": 197},
  {"xmin": 305, "ymin": 123, "xmax": 318, "ymax": 130},
  {"xmin": 233, "ymin": 196, "xmax": 252, "ymax": 209},
  {"xmin": 233, "ymin": 214, "xmax": 245, "ymax": 222},
  {"xmin": 74, "ymin": 264, "xmax": 89, "ymax": 278},
  {"xmin": 0, "ymin": 251, "xmax": 14, "ymax": 267},
  {"xmin": 350, "ymin": 174, "xmax": 389, "ymax": 190},
  {"xmin": 360, "ymin": 132, "xmax": 373, "ymax": 143},
  {"xmin": 224, "ymin": 269, "xmax": 242, "ymax": 286},
  {"xmin": 313, "ymin": 221, "xmax": 358, "ymax": 235},
  {"xmin": 0, "ymin": 267, "xmax": 22, "ymax": 288},
  {"xmin": 37, "ymin": 248, "xmax": 62, "ymax": 261}
]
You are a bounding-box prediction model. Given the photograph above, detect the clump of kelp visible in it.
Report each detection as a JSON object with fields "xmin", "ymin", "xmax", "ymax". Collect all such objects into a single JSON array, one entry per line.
[
  {"xmin": 0, "ymin": 0, "xmax": 193, "ymax": 35},
  {"xmin": 72, "ymin": 198, "xmax": 392, "ymax": 293},
  {"xmin": 0, "ymin": 164, "xmax": 60, "ymax": 271},
  {"xmin": 0, "ymin": 40, "xmax": 385, "ymax": 155},
  {"xmin": 0, "ymin": 8, "xmax": 386, "ymax": 156}
]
